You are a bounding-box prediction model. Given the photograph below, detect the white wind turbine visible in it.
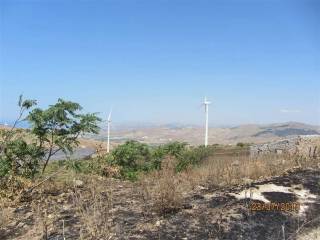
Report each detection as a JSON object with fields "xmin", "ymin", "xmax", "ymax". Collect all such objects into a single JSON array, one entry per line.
[
  {"xmin": 203, "ymin": 97, "xmax": 211, "ymax": 147},
  {"xmin": 107, "ymin": 108, "xmax": 112, "ymax": 153}
]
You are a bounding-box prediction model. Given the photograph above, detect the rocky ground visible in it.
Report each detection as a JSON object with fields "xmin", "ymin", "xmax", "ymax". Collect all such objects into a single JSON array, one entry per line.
[{"xmin": 1, "ymin": 168, "xmax": 319, "ymax": 240}]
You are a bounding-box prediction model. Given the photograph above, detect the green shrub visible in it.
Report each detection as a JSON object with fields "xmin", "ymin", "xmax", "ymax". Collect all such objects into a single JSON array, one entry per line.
[
  {"xmin": 0, "ymin": 158, "xmax": 11, "ymax": 178},
  {"xmin": 176, "ymin": 145, "xmax": 214, "ymax": 171},
  {"xmin": 108, "ymin": 141, "xmax": 219, "ymax": 180},
  {"xmin": 111, "ymin": 140, "xmax": 151, "ymax": 171},
  {"xmin": 151, "ymin": 142, "xmax": 188, "ymax": 169},
  {"xmin": 161, "ymin": 142, "xmax": 188, "ymax": 158},
  {"xmin": 0, "ymin": 139, "xmax": 44, "ymax": 178},
  {"xmin": 120, "ymin": 167, "xmax": 140, "ymax": 181}
]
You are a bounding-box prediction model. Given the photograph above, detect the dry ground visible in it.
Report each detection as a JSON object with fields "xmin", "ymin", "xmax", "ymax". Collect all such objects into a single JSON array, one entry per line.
[{"xmin": 0, "ymin": 152, "xmax": 319, "ymax": 240}]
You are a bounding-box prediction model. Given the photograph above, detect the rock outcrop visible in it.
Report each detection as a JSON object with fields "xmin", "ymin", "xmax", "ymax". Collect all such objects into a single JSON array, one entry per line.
[{"xmin": 250, "ymin": 135, "xmax": 320, "ymax": 157}]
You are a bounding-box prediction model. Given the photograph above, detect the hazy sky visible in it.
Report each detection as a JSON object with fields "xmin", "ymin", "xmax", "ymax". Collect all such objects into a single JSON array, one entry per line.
[{"xmin": 1, "ymin": 0, "xmax": 319, "ymax": 126}]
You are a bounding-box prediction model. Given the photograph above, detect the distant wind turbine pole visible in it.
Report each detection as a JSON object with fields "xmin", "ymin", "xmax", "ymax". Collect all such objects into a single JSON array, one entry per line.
[
  {"xmin": 107, "ymin": 108, "xmax": 112, "ymax": 153},
  {"xmin": 203, "ymin": 97, "xmax": 211, "ymax": 147}
]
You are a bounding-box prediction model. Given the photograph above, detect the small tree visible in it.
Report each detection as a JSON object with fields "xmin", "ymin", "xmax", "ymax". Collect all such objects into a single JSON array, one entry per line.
[
  {"xmin": 27, "ymin": 98, "xmax": 101, "ymax": 173},
  {"xmin": 0, "ymin": 96, "xmax": 101, "ymax": 178}
]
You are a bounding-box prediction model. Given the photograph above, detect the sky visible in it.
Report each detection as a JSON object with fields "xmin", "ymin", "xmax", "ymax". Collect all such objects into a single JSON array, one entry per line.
[{"xmin": 0, "ymin": 0, "xmax": 319, "ymax": 126}]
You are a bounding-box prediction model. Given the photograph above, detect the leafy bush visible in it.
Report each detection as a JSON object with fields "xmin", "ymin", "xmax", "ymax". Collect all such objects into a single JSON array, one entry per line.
[
  {"xmin": 0, "ymin": 139, "xmax": 44, "ymax": 178},
  {"xmin": 151, "ymin": 142, "xmax": 188, "ymax": 169},
  {"xmin": 154, "ymin": 142, "xmax": 214, "ymax": 172},
  {"xmin": 111, "ymin": 140, "xmax": 151, "ymax": 171},
  {"xmin": 0, "ymin": 96, "xmax": 41, "ymax": 178},
  {"xmin": 176, "ymin": 145, "xmax": 215, "ymax": 171},
  {"xmin": 0, "ymin": 157, "xmax": 11, "ymax": 178},
  {"xmin": 120, "ymin": 167, "xmax": 140, "ymax": 181},
  {"xmin": 160, "ymin": 141, "xmax": 188, "ymax": 158},
  {"xmin": 109, "ymin": 141, "xmax": 216, "ymax": 180}
]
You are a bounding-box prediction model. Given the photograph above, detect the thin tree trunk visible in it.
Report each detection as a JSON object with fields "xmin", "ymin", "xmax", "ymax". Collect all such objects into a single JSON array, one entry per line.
[
  {"xmin": 42, "ymin": 130, "xmax": 55, "ymax": 174},
  {"xmin": 42, "ymin": 148, "xmax": 52, "ymax": 174}
]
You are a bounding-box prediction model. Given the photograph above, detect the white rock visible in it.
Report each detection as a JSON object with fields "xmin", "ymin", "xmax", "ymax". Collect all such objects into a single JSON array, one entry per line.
[
  {"xmin": 155, "ymin": 220, "xmax": 163, "ymax": 227},
  {"xmin": 195, "ymin": 185, "xmax": 208, "ymax": 191},
  {"xmin": 73, "ymin": 179, "xmax": 84, "ymax": 187}
]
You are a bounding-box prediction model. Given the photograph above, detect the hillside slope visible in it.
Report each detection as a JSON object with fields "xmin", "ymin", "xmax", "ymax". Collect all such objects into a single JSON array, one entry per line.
[{"xmin": 95, "ymin": 122, "xmax": 320, "ymax": 146}]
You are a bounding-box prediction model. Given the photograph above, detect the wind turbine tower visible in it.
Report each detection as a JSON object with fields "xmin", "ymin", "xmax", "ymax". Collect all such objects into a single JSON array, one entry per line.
[
  {"xmin": 107, "ymin": 109, "xmax": 112, "ymax": 153},
  {"xmin": 203, "ymin": 97, "xmax": 211, "ymax": 147}
]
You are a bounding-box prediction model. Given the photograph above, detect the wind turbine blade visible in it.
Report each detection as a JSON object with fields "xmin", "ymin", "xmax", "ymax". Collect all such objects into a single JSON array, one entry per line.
[{"xmin": 108, "ymin": 108, "xmax": 113, "ymax": 121}]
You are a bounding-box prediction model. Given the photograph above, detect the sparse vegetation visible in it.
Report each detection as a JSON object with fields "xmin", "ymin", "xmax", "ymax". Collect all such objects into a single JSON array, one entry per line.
[
  {"xmin": 136, "ymin": 148, "xmax": 319, "ymax": 218},
  {"xmin": 72, "ymin": 178, "xmax": 113, "ymax": 239},
  {"xmin": 1, "ymin": 97, "xmax": 320, "ymax": 240},
  {"xmin": 104, "ymin": 141, "xmax": 232, "ymax": 180},
  {"xmin": 139, "ymin": 156, "xmax": 184, "ymax": 215},
  {"xmin": 0, "ymin": 136, "xmax": 319, "ymax": 239}
]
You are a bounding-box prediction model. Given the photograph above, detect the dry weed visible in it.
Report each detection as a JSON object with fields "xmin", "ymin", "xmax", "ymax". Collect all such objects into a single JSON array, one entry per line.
[
  {"xmin": 189, "ymin": 153, "xmax": 319, "ymax": 188},
  {"xmin": 0, "ymin": 200, "xmax": 12, "ymax": 229},
  {"xmin": 140, "ymin": 157, "xmax": 185, "ymax": 216},
  {"xmin": 139, "ymin": 152, "xmax": 319, "ymax": 217},
  {"xmin": 0, "ymin": 175, "xmax": 32, "ymax": 201},
  {"xmin": 30, "ymin": 192, "xmax": 62, "ymax": 239},
  {"xmin": 72, "ymin": 178, "xmax": 113, "ymax": 239}
]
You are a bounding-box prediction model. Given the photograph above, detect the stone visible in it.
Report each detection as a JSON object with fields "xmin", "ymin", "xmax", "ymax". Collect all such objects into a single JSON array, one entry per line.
[
  {"xmin": 17, "ymin": 222, "xmax": 25, "ymax": 228},
  {"xmin": 62, "ymin": 205, "xmax": 72, "ymax": 211},
  {"xmin": 155, "ymin": 220, "xmax": 163, "ymax": 227},
  {"xmin": 73, "ymin": 179, "xmax": 84, "ymax": 187},
  {"xmin": 195, "ymin": 185, "xmax": 208, "ymax": 191}
]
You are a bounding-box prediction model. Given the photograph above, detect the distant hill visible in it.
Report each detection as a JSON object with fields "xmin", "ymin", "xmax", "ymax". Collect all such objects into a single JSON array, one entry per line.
[
  {"xmin": 93, "ymin": 122, "xmax": 320, "ymax": 145},
  {"xmin": 252, "ymin": 122, "xmax": 319, "ymax": 137},
  {"xmin": 2, "ymin": 121, "xmax": 320, "ymax": 146}
]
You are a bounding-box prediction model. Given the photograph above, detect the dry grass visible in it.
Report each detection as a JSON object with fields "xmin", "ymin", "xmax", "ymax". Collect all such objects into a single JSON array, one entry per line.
[
  {"xmin": 72, "ymin": 178, "xmax": 113, "ymax": 239},
  {"xmin": 139, "ymin": 152, "xmax": 319, "ymax": 216},
  {"xmin": 297, "ymin": 226, "xmax": 320, "ymax": 240},
  {"xmin": 1, "ymin": 145, "xmax": 319, "ymax": 238},
  {"xmin": 139, "ymin": 157, "xmax": 186, "ymax": 215},
  {"xmin": 0, "ymin": 176, "xmax": 32, "ymax": 201},
  {"xmin": 0, "ymin": 200, "xmax": 12, "ymax": 229},
  {"xmin": 31, "ymin": 196, "xmax": 60, "ymax": 239},
  {"xmin": 180, "ymin": 152, "xmax": 319, "ymax": 189}
]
